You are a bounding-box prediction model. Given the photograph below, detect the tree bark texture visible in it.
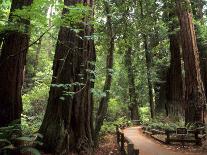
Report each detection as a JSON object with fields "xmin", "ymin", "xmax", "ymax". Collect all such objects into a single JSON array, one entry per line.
[
  {"xmin": 0, "ymin": 0, "xmax": 32, "ymax": 127},
  {"xmin": 191, "ymin": 0, "xmax": 207, "ymax": 100},
  {"xmin": 166, "ymin": 31, "xmax": 184, "ymax": 116},
  {"xmin": 39, "ymin": 0, "xmax": 96, "ymax": 154},
  {"xmin": 176, "ymin": 0, "xmax": 206, "ymax": 123},
  {"xmin": 166, "ymin": 5, "xmax": 184, "ymax": 116},
  {"xmin": 94, "ymin": 1, "xmax": 114, "ymax": 143}
]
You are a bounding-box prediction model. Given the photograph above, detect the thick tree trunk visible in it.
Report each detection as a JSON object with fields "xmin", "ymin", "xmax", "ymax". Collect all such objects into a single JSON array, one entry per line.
[
  {"xmin": 125, "ymin": 47, "xmax": 139, "ymax": 120},
  {"xmin": 39, "ymin": 0, "xmax": 95, "ymax": 154},
  {"xmin": 166, "ymin": 31, "xmax": 183, "ymax": 116},
  {"xmin": 176, "ymin": 0, "xmax": 206, "ymax": 124},
  {"xmin": 0, "ymin": 0, "xmax": 32, "ymax": 127},
  {"xmin": 94, "ymin": 1, "xmax": 114, "ymax": 143},
  {"xmin": 166, "ymin": 8, "xmax": 184, "ymax": 116}
]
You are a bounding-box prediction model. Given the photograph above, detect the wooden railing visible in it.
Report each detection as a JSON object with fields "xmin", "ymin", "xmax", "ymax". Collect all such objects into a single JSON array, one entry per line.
[
  {"xmin": 165, "ymin": 127, "xmax": 206, "ymax": 145},
  {"xmin": 116, "ymin": 125, "xmax": 139, "ymax": 155},
  {"xmin": 143, "ymin": 126, "xmax": 206, "ymax": 146}
]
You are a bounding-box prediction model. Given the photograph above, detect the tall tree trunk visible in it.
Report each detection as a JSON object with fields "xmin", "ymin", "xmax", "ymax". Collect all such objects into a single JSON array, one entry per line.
[
  {"xmin": 39, "ymin": 0, "xmax": 96, "ymax": 154},
  {"xmin": 176, "ymin": 0, "xmax": 206, "ymax": 124},
  {"xmin": 144, "ymin": 36, "xmax": 155, "ymax": 119},
  {"xmin": 94, "ymin": 1, "xmax": 114, "ymax": 143},
  {"xmin": 166, "ymin": 4, "xmax": 184, "ymax": 117},
  {"xmin": 139, "ymin": 0, "xmax": 155, "ymax": 119},
  {"xmin": 166, "ymin": 31, "xmax": 183, "ymax": 116},
  {"xmin": 191, "ymin": 0, "xmax": 207, "ymax": 99},
  {"xmin": 0, "ymin": 0, "xmax": 32, "ymax": 127},
  {"xmin": 125, "ymin": 47, "xmax": 139, "ymax": 120}
]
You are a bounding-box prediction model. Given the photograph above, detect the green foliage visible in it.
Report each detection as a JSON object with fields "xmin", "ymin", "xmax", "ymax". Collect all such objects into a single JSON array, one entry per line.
[
  {"xmin": 100, "ymin": 116, "xmax": 131, "ymax": 135},
  {"xmin": 0, "ymin": 127, "xmax": 42, "ymax": 155},
  {"xmin": 139, "ymin": 107, "xmax": 151, "ymax": 123},
  {"xmin": 0, "ymin": 123, "xmax": 42, "ymax": 154},
  {"xmin": 0, "ymin": 124, "xmax": 21, "ymax": 140},
  {"xmin": 143, "ymin": 117, "xmax": 185, "ymax": 131},
  {"xmin": 1, "ymin": 0, "xmax": 207, "ymax": 149},
  {"xmin": 0, "ymin": 0, "xmax": 10, "ymax": 31}
]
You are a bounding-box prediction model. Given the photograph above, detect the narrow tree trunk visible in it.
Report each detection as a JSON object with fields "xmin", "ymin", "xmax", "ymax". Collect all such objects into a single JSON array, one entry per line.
[
  {"xmin": 39, "ymin": 0, "xmax": 95, "ymax": 154},
  {"xmin": 125, "ymin": 47, "xmax": 139, "ymax": 120},
  {"xmin": 144, "ymin": 36, "xmax": 155, "ymax": 119},
  {"xmin": 176, "ymin": 0, "xmax": 206, "ymax": 124},
  {"xmin": 0, "ymin": 0, "xmax": 32, "ymax": 127},
  {"xmin": 94, "ymin": 1, "xmax": 114, "ymax": 143},
  {"xmin": 139, "ymin": 0, "xmax": 155, "ymax": 119},
  {"xmin": 35, "ymin": 38, "xmax": 42, "ymax": 68}
]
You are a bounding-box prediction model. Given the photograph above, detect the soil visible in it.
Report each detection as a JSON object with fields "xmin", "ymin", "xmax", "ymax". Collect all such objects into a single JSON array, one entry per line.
[{"xmin": 94, "ymin": 134, "xmax": 119, "ymax": 155}]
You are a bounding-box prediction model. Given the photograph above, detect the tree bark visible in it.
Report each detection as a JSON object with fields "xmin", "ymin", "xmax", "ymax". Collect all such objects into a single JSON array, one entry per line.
[
  {"xmin": 0, "ymin": 0, "xmax": 32, "ymax": 127},
  {"xmin": 166, "ymin": 31, "xmax": 184, "ymax": 116},
  {"xmin": 176, "ymin": 0, "xmax": 206, "ymax": 124},
  {"xmin": 125, "ymin": 47, "xmax": 140, "ymax": 120},
  {"xmin": 191, "ymin": 0, "xmax": 207, "ymax": 99},
  {"xmin": 166, "ymin": 4, "xmax": 184, "ymax": 117},
  {"xmin": 39, "ymin": 0, "xmax": 96, "ymax": 154},
  {"xmin": 94, "ymin": 1, "xmax": 114, "ymax": 143}
]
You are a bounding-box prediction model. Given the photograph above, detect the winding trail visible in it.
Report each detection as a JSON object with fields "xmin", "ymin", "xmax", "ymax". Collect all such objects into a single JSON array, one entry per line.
[{"xmin": 123, "ymin": 127, "xmax": 206, "ymax": 155}]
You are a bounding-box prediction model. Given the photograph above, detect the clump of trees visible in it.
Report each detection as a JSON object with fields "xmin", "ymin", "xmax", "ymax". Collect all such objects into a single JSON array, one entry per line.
[{"xmin": 0, "ymin": 0, "xmax": 207, "ymax": 154}]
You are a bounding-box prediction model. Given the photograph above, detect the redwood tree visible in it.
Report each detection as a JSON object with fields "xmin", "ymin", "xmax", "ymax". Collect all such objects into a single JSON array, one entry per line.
[
  {"xmin": 0, "ymin": 0, "xmax": 32, "ymax": 127},
  {"xmin": 39, "ymin": 0, "xmax": 96, "ymax": 154},
  {"xmin": 166, "ymin": 2, "xmax": 184, "ymax": 117},
  {"xmin": 166, "ymin": 31, "xmax": 183, "ymax": 116},
  {"xmin": 176, "ymin": 0, "xmax": 206, "ymax": 123},
  {"xmin": 191, "ymin": 0, "xmax": 207, "ymax": 98}
]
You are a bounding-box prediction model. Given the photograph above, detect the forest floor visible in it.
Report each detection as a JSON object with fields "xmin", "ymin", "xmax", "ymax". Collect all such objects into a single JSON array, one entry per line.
[
  {"xmin": 43, "ymin": 127, "xmax": 207, "ymax": 155},
  {"xmin": 94, "ymin": 134, "xmax": 119, "ymax": 155},
  {"xmin": 124, "ymin": 127, "xmax": 207, "ymax": 155}
]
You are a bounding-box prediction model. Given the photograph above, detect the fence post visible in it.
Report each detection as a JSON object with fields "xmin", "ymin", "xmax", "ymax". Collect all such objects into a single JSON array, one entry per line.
[
  {"xmin": 134, "ymin": 149, "xmax": 139, "ymax": 155},
  {"xmin": 165, "ymin": 130, "xmax": 170, "ymax": 144},
  {"xmin": 127, "ymin": 143, "xmax": 134, "ymax": 155},
  {"xmin": 120, "ymin": 133, "xmax": 125, "ymax": 154},
  {"xmin": 116, "ymin": 125, "xmax": 120, "ymax": 144},
  {"xmin": 195, "ymin": 130, "xmax": 201, "ymax": 145}
]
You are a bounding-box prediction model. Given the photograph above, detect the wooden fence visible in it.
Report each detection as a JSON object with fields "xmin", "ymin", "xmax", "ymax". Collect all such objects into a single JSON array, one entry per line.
[
  {"xmin": 165, "ymin": 127, "xmax": 206, "ymax": 145},
  {"xmin": 116, "ymin": 125, "xmax": 139, "ymax": 155},
  {"xmin": 143, "ymin": 126, "xmax": 206, "ymax": 145}
]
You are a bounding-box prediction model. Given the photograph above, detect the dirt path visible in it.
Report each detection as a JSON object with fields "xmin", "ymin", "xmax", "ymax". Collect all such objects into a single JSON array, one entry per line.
[{"xmin": 123, "ymin": 127, "xmax": 206, "ymax": 155}]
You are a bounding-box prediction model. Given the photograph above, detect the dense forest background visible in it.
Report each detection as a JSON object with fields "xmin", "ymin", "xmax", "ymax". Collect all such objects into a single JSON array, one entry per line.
[{"xmin": 0, "ymin": 0, "xmax": 207, "ymax": 154}]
